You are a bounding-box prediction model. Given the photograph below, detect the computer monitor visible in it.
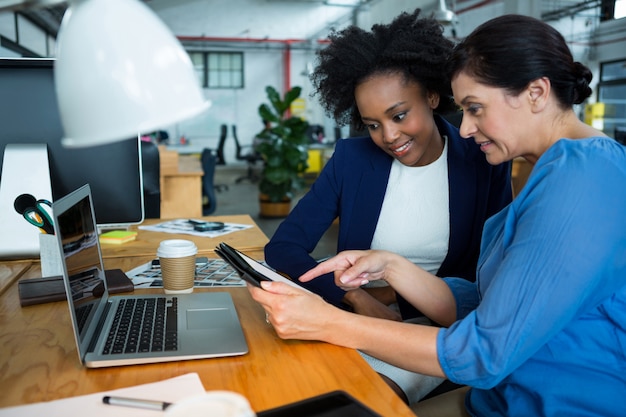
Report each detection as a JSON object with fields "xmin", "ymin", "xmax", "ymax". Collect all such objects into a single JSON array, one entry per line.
[{"xmin": 0, "ymin": 58, "xmax": 144, "ymax": 231}]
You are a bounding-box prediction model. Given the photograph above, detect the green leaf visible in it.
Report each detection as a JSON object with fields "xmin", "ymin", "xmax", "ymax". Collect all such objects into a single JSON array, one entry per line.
[
  {"xmin": 266, "ymin": 86, "xmax": 281, "ymax": 111},
  {"xmin": 284, "ymin": 86, "xmax": 302, "ymax": 107},
  {"xmin": 258, "ymin": 104, "xmax": 278, "ymax": 123}
]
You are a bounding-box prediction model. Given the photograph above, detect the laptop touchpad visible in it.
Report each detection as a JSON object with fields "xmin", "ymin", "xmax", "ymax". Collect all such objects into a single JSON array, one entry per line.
[{"xmin": 187, "ymin": 308, "xmax": 231, "ymax": 329}]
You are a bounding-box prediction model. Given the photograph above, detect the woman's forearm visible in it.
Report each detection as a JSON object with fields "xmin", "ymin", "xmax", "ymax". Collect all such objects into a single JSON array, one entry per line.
[
  {"xmin": 382, "ymin": 253, "xmax": 458, "ymax": 326},
  {"xmin": 300, "ymin": 250, "xmax": 458, "ymax": 325},
  {"xmin": 322, "ymin": 308, "xmax": 445, "ymax": 378}
]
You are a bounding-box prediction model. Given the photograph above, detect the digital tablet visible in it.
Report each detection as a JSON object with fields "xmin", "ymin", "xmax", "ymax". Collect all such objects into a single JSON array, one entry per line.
[
  {"xmin": 256, "ymin": 390, "xmax": 382, "ymax": 417},
  {"xmin": 215, "ymin": 242, "xmax": 311, "ymax": 293}
]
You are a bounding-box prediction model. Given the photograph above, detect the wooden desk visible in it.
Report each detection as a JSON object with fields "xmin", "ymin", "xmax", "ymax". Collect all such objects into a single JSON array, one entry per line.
[
  {"xmin": 0, "ymin": 217, "xmax": 415, "ymax": 416},
  {"xmin": 0, "ymin": 259, "xmax": 33, "ymax": 295},
  {"xmin": 159, "ymin": 148, "xmax": 204, "ymax": 219},
  {"xmin": 100, "ymin": 215, "xmax": 269, "ymax": 267}
]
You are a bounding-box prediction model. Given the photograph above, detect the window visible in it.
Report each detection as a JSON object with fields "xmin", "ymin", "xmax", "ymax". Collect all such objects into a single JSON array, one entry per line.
[
  {"xmin": 615, "ymin": 0, "xmax": 626, "ymax": 18},
  {"xmin": 600, "ymin": 0, "xmax": 626, "ymax": 20},
  {"xmin": 598, "ymin": 59, "xmax": 626, "ymax": 138},
  {"xmin": 189, "ymin": 52, "xmax": 205, "ymax": 87},
  {"xmin": 188, "ymin": 51, "xmax": 244, "ymax": 89},
  {"xmin": 0, "ymin": 12, "xmax": 56, "ymax": 57},
  {"xmin": 16, "ymin": 14, "xmax": 47, "ymax": 56},
  {"xmin": 0, "ymin": 13, "xmax": 15, "ymax": 40},
  {"xmin": 208, "ymin": 52, "xmax": 243, "ymax": 88}
]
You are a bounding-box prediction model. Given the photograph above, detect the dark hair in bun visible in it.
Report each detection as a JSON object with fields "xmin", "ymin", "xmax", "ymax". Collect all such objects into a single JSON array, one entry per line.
[{"xmin": 448, "ymin": 14, "xmax": 592, "ymax": 108}]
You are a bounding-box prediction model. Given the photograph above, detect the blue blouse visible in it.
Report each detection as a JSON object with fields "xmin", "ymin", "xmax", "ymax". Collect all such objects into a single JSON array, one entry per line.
[{"xmin": 438, "ymin": 138, "xmax": 626, "ymax": 416}]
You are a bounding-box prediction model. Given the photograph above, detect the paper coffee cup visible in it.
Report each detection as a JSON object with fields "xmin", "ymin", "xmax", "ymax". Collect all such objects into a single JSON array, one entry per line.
[
  {"xmin": 165, "ymin": 391, "xmax": 255, "ymax": 417},
  {"xmin": 157, "ymin": 239, "xmax": 198, "ymax": 294}
]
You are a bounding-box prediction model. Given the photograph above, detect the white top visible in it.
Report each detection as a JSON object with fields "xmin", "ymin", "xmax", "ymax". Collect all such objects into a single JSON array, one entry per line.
[{"xmin": 371, "ymin": 137, "xmax": 450, "ymax": 274}]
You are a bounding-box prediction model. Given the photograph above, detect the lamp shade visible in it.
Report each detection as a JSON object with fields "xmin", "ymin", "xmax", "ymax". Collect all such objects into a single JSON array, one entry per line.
[{"xmin": 55, "ymin": 0, "xmax": 210, "ymax": 147}]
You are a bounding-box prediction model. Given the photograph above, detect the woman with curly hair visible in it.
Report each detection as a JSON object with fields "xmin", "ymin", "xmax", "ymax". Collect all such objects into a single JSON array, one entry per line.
[{"xmin": 263, "ymin": 9, "xmax": 512, "ymax": 403}]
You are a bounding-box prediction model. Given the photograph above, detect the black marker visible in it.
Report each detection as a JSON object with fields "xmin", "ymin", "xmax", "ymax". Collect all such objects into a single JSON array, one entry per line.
[{"xmin": 102, "ymin": 395, "xmax": 172, "ymax": 411}]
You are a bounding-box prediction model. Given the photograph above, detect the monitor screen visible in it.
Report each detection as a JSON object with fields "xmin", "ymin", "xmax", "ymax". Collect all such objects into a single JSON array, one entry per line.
[{"xmin": 0, "ymin": 58, "xmax": 144, "ymax": 230}]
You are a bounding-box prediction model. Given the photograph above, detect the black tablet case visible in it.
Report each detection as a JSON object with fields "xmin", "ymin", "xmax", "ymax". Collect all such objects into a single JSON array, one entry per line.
[
  {"xmin": 215, "ymin": 242, "xmax": 270, "ymax": 287},
  {"xmin": 257, "ymin": 391, "xmax": 382, "ymax": 417}
]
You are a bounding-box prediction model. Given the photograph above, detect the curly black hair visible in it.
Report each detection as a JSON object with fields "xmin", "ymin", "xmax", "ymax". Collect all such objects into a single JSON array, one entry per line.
[{"xmin": 310, "ymin": 8, "xmax": 457, "ymax": 130}]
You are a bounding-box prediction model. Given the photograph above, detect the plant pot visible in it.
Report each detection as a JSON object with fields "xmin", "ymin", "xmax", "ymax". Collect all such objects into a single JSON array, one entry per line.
[{"xmin": 259, "ymin": 194, "xmax": 291, "ymax": 218}]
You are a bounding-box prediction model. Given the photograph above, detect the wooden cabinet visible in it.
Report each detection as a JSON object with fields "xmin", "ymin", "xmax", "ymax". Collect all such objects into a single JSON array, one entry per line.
[{"xmin": 158, "ymin": 147, "xmax": 204, "ymax": 218}]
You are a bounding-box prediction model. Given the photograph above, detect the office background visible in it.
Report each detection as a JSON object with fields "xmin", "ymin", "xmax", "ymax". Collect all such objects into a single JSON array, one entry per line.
[{"xmin": 0, "ymin": 0, "xmax": 625, "ymax": 160}]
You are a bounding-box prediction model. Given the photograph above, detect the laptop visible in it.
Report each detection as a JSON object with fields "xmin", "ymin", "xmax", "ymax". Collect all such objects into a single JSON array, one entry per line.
[{"xmin": 52, "ymin": 184, "xmax": 248, "ymax": 368}]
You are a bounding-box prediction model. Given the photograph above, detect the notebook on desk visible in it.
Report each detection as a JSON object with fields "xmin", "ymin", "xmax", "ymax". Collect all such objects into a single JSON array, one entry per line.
[{"xmin": 52, "ymin": 184, "xmax": 248, "ymax": 368}]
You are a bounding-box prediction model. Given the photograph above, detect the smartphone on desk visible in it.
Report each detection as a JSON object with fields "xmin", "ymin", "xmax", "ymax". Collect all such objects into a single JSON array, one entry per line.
[{"xmin": 215, "ymin": 242, "xmax": 311, "ymax": 293}]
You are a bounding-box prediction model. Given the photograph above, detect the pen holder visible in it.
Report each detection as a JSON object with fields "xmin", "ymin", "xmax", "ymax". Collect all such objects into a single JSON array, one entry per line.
[{"xmin": 39, "ymin": 234, "xmax": 63, "ymax": 277}]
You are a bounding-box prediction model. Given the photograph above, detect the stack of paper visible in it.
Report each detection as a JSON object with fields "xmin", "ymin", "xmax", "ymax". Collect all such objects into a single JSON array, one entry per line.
[{"xmin": 0, "ymin": 373, "xmax": 206, "ymax": 417}]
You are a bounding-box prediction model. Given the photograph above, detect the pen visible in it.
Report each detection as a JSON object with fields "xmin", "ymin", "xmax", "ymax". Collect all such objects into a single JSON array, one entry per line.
[{"xmin": 102, "ymin": 395, "xmax": 172, "ymax": 411}]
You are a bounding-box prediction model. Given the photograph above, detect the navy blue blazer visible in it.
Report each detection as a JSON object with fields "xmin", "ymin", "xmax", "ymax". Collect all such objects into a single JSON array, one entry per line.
[{"xmin": 265, "ymin": 115, "xmax": 512, "ymax": 318}]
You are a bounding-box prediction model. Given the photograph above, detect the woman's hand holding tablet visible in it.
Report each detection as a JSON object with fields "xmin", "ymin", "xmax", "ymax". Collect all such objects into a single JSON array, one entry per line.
[{"xmin": 215, "ymin": 242, "xmax": 312, "ymax": 293}]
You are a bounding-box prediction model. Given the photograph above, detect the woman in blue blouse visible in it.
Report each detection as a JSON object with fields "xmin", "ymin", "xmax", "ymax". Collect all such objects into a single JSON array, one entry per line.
[{"xmin": 250, "ymin": 14, "xmax": 626, "ymax": 416}]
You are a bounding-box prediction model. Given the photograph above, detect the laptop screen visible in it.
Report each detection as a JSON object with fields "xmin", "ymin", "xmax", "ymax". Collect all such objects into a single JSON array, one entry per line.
[{"xmin": 55, "ymin": 185, "xmax": 108, "ymax": 348}]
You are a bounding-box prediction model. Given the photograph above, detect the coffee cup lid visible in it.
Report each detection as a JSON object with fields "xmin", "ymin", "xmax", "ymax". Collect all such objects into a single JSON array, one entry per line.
[{"xmin": 157, "ymin": 239, "xmax": 198, "ymax": 258}]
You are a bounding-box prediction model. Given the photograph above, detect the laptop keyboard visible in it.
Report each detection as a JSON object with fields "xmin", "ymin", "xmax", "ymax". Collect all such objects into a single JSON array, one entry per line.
[
  {"xmin": 75, "ymin": 303, "xmax": 95, "ymax": 334},
  {"xmin": 103, "ymin": 297, "xmax": 178, "ymax": 355}
]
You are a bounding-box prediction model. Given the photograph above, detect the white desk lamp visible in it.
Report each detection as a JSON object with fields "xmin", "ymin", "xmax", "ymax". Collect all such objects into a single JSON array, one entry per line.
[{"xmin": 55, "ymin": 0, "xmax": 210, "ymax": 148}]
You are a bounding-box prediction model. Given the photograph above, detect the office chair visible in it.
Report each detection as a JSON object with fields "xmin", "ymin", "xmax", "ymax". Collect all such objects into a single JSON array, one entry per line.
[
  {"xmin": 215, "ymin": 124, "xmax": 228, "ymax": 165},
  {"xmin": 201, "ymin": 148, "xmax": 218, "ymax": 215},
  {"xmin": 306, "ymin": 124, "xmax": 325, "ymax": 143},
  {"xmin": 140, "ymin": 140, "xmax": 161, "ymax": 218},
  {"xmin": 232, "ymin": 124, "xmax": 262, "ymax": 183},
  {"xmin": 210, "ymin": 124, "xmax": 229, "ymax": 192}
]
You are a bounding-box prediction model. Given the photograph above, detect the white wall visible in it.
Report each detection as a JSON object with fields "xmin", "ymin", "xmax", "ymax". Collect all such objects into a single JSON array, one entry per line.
[
  {"xmin": 146, "ymin": 0, "xmax": 352, "ymax": 39},
  {"xmin": 148, "ymin": 0, "xmax": 364, "ymax": 159},
  {"xmin": 164, "ymin": 48, "xmax": 286, "ymax": 160},
  {"xmin": 153, "ymin": 0, "xmax": 626, "ymax": 153},
  {"xmin": 163, "ymin": 47, "xmax": 324, "ymax": 163},
  {"xmin": 1, "ymin": 0, "xmax": 624, "ymax": 154}
]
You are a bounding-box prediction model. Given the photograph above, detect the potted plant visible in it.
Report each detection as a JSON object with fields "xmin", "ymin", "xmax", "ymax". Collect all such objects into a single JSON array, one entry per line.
[{"xmin": 255, "ymin": 85, "xmax": 310, "ymax": 217}]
